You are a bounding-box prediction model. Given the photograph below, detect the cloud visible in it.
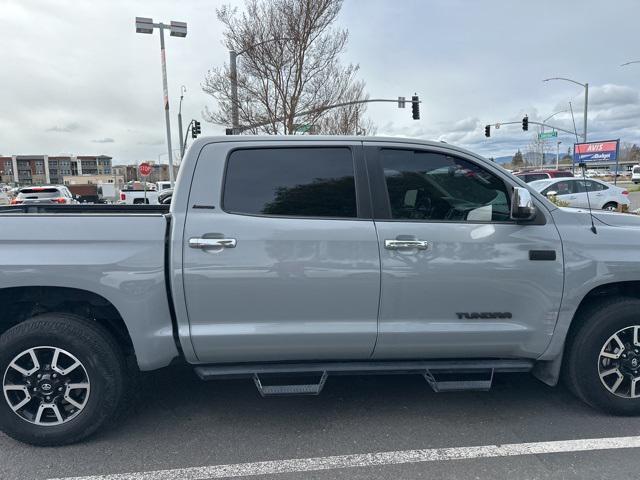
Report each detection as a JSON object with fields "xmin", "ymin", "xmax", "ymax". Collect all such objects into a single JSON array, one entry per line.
[
  {"xmin": 46, "ymin": 122, "xmax": 80, "ymax": 133},
  {"xmin": 136, "ymin": 139, "xmax": 164, "ymax": 146},
  {"xmin": 91, "ymin": 137, "xmax": 115, "ymax": 143}
]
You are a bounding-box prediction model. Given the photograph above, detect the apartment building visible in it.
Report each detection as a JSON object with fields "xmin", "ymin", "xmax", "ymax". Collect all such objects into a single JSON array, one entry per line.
[{"xmin": 0, "ymin": 155, "xmax": 112, "ymax": 185}]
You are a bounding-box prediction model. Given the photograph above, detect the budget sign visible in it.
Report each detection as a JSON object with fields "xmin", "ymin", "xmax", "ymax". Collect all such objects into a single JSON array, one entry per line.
[{"xmin": 573, "ymin": 140, "xmax": 619, "ymax": 163}]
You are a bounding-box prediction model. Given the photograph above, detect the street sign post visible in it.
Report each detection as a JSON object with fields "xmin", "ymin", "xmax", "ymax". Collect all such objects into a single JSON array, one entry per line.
[
  {"xmin": 138, "ymin": 162, "xmax": 152, "ymax": 177},
  {"xmin": 138, "ymin": 162, "xmax": 152, "ymax": 204},
  {"xmin": 538, "ymin": 131, "xmax": 558, "ymax": 140}
]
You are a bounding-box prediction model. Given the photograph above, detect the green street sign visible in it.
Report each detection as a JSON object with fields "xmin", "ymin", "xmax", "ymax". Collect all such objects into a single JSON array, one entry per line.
[
  {"xmin": 293, "ymin": 123, "xmax": 314, "ymax": 133},
  {"xmin": 538, "ymin": 131, "xmax": 558, "ymax": 140}
]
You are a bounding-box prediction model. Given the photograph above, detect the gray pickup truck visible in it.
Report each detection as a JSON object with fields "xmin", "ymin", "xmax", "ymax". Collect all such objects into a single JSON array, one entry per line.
[{"xmin": 2, "ymin": 136, "xmax": 640, "ymax": 446}]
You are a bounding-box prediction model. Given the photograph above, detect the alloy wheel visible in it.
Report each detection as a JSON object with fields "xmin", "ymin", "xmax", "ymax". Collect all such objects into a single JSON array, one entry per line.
[
  {"xmin": 2, "ymin": 347, "xmax": 90, "ymax": 426},
  {"xmin": 598, "ymin": 326, "xmax": 640, "ymax": 399}
]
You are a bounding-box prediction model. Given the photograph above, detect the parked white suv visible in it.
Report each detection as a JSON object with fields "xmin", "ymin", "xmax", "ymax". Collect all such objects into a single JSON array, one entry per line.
[
  {"xmin": 529, "ymin": 177, "xmax": 630, "ymax": 211},
  {"xmin": 632, "ymin": 165, "xmax": 640, "ymax": 184}
]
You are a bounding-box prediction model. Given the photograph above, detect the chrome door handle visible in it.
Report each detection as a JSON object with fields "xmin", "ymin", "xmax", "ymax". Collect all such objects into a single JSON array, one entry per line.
[
  {"xmin": 384, "ymin": 239, "xmax": 431, "ymax": 250},
  {"xmin": 189, "ymin": 238, "xmax": 237, "ymax": 249}
]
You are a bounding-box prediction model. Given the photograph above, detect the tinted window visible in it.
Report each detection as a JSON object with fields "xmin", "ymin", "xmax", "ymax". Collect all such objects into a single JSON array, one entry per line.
[
  {"xmin": 17, "ymin": 187, "xmax": 61, "ymax": 199},
  {"xmin": 380, "ymin": 149, "xmax": 510, "ymax": 222},
  {"xmin": 223, "ymin": 148, "xmax": 357, "ymax": 218}
]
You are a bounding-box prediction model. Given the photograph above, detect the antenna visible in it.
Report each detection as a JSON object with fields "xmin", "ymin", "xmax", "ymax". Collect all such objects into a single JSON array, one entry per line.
[{"xmin": 579, "ymin": 162, "xmax": 597, "ymax": 234}]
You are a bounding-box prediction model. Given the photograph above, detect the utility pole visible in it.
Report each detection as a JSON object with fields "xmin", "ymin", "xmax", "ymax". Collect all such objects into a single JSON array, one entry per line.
[
  {"xmin": 229, "ymin": 50, "xmax": 239, "ymax": 134},
  {"xmin": 556, "ymin": 141, "xmax": 562, "ymax": 169}
]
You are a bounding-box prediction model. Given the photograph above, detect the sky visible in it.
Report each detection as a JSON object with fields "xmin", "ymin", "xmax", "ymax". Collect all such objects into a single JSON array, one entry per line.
[{"xmin": 1, "ymin": 0, "xmax": 640, "ymax": 165}]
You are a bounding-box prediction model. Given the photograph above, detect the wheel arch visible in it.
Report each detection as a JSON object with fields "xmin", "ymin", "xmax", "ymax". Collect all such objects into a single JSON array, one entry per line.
[
  {"xmin": 533, "ymin": 281, "xmax": 640, "ymax": 386},
  {"xmin": 0, "ymin": 286, "xmax": 135, "ymax": 359}
]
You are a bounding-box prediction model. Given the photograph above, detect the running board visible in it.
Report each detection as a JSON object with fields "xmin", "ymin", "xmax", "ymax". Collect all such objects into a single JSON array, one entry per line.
[
  {"xmin": 194, "ymin": 359, "xmax": 531, "ymax": 396},
  {"xmin": 253, "ymin": 372, "xmax": 328, "ymax": 397}
]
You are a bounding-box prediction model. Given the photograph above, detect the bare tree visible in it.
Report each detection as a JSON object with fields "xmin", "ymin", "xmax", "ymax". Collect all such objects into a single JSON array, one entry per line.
[{"xmin": 202, "ymin": 0, "xmax": 374, "ymax": 135}]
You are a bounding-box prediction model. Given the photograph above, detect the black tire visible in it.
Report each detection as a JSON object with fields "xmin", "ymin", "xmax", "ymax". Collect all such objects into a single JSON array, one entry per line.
[
  {"xmin": 602, "ymin": 202, "xmax": 618, "ymax": 211},
  {"xmin": 564, "ymin": 298, "xmax": 640, "ymax": 415},
  {"xmin": 0, "ymin": 313, "xmax": 126, "ymax": 446}
]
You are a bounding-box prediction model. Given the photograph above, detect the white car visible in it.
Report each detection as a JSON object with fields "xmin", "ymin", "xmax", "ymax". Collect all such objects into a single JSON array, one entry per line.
[
  {"xmin": 632, "ymin": 165, "xmax": 640, "ymax": 184},
  {"xmin": 529, "ymin": 177, "xmax": 630, "ymax": 211}
]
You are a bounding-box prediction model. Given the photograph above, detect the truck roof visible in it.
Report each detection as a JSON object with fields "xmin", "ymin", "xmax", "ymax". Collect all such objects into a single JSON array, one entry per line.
[{"xmin": 189, "ymin": 135, "xmax": 484, "ymax": 160}]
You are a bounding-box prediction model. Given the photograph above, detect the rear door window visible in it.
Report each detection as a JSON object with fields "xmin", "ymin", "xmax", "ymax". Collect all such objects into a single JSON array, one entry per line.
[{"xmin": 223, "ymin": 147, "xmax": 358, "ymax": 218}]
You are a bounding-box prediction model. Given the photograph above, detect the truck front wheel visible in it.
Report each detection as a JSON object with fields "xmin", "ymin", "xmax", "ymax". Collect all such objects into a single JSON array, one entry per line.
[
  {"xmin": 564, "ymin": 298, "xmax": 640, "ymax": 415},
  {"xmin": 0, "ymin": 313, "xmax": 126, "ymax": 446}
]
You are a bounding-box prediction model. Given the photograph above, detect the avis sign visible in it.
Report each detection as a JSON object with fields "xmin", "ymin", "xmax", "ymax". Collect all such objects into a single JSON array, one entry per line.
[{"xmin": 573, "ymin": 140, "xmax": 619, "ymax": 163}]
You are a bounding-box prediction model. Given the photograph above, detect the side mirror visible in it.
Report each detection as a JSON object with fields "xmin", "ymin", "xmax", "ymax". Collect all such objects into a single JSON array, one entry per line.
[
  {"xmin": 511, "ymin": 187, "xmax": 536, "ymax": 221},
  {"xmin": 545, "ymin": 191, "xmax": 557, "ymax": 198}
]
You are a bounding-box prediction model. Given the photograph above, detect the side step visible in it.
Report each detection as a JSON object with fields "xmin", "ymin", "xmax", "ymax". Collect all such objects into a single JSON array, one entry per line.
[
  {"xmin": 253, "ymin": 372, "xmax": 328, "ymax": 396},
  {"xmin": 194, "ymin": 359, "xmax": 531, "ymax": 396},
  {"xmin": 424, "ymin": 369, "xmax": 494, "ymax": 392}
]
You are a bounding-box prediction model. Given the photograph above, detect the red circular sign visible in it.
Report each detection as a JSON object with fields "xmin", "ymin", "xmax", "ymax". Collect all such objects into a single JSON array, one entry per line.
[{"xmin": 138, "ymin": 162, "xmax": 152, "ymax": 177}]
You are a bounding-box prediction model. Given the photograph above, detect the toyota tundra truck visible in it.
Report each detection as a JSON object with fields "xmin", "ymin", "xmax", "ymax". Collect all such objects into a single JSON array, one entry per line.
[{"xmin": 2, "ymin": 136, "xmax": 640, "ymax": 446}]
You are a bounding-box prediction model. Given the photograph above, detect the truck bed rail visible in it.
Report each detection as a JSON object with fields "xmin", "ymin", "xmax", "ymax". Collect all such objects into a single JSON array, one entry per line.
[{"xmin": 0, "ymin": 204, "xmax": 170, "ymax": 214}]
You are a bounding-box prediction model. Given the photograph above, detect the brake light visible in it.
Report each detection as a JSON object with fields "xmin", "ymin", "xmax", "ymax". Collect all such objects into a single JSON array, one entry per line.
[
  {"xmin": 53, "ymin": 197, "xmax": 67, "ymax": 204},
  {"xmin": 120, "ymin": 193, "xmax": 126, "ymax": 201},
  {"xmin": 10, "ymin": 198, "xmax": 22, "ymax": 205},
  {"xmin": 622, "ymin": 190, "xmax": 629, "ymax": 195}
]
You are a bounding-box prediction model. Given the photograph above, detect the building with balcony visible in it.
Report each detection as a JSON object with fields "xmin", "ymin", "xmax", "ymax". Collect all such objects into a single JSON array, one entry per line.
[{"xmin": 0, "ymin": 155, "xmax": 112, "ymax": 186}]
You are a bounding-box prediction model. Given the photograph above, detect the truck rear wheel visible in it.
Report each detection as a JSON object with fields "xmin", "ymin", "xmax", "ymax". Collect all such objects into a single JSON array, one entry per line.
[
  {"xmin": 564, "ymin": 298, "xmax": 640, "ymax": 415},
  {"xmin": 0, "ymin": 313, "xmax": 126, "ymax": 446}
]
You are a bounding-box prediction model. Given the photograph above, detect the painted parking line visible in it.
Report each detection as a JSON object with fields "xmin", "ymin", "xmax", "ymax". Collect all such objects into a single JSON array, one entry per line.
[{"xmin": 48, "ymin": 435, "xmax": 640, "ymax": 480}]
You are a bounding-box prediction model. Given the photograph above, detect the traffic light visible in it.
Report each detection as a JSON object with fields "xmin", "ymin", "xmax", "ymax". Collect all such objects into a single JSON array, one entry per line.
[
  {"xmin": 411, "ymin": 95, "xmax": 420, "ymax": 120},
  {"xmin": 192, "ymin": 120, "xmax": 201, "ymax": 139},
  {"xmin": 484, "ymin": 125, "xmax": 491, "ymax": 137},
  {"xmin": 522, "ymin": 116, "xmax": 528, "ymax": 131}
]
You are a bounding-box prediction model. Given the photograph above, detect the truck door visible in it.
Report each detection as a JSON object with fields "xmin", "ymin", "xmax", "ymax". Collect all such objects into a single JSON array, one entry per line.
[
  {"xmin": 365, "ymin": 143, "xmax": 564, "ymax": 360},
  {"xmin": 181, "ymin": 141, "xmax": 380, "ymax": 363}
]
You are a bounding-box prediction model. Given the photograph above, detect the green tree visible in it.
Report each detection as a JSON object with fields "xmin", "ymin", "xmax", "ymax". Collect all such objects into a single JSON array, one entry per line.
[{"xmin": 512, "ymin": 149, "xmax": 524, "ymax": 168}]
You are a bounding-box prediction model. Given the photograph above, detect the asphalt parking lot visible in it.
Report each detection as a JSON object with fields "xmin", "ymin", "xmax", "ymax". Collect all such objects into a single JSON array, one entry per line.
[
  {"xmin": 2, "ymin": 366, "xmax": 640, "ymax": 480},
  {"xmin": 628, "ymin": 190, "xmax": 640, "ymax": 211}
]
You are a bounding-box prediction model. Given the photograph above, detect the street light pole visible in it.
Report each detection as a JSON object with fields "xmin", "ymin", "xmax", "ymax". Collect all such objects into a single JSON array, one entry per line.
[
  {"xmin": 556, "ymin": 141, "xmax": 562, "ymax": 170},
  {"xmin": 135, "ymin": 17, "xmax": 187, "ymax": 188},
  {"xmin": 543, "ymin": 77, "xmax": 588, "ymax": 142},
  {"xmin": 158, "ymin": 25, "xmax": 175, "ymax": 188}
]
